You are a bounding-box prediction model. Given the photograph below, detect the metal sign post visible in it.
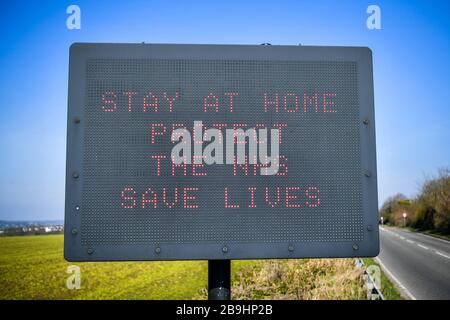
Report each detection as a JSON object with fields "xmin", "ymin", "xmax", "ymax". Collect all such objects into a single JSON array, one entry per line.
[{"xmin": 208, "ymin": 260, "xmax": 231, "ymax": 300}]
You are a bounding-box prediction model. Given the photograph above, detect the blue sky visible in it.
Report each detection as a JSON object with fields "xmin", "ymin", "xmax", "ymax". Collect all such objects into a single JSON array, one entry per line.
[{"xmin": 0, "ymin": 0, "xmax": 449, "ymax": 220}]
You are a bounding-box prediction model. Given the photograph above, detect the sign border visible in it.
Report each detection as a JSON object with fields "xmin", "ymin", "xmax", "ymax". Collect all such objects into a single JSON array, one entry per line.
[{"xmin": 64, "ymin": 43, "xmax": 379, "ymax": 261}]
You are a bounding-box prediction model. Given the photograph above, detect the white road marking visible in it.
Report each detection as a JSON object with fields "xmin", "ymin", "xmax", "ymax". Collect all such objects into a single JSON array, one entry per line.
[
  {"xmin": 435, "ymin": 251, "xmax": 450, "ymax": 260},
  {"xmin": 380, "ymin": 226, "xmax": 450, "ymax": 298},
  {"xmin": 375, "ymin": 257, "xmax": 417, "ymax": 300},
  {"xmin": 382, "ymin": 226, "xmax": 450, "ymax": 256},
  {"xmin": 413, "ymin": 232, "xmax": 450, "ymax": 244},
  {"xmin": 382, "ymin": 226, "xmax": 450, "ymax": 244}
]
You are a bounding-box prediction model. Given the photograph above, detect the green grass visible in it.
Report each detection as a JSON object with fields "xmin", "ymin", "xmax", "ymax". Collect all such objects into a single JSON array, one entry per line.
[
  {"xmin": 0, "ymin": 235, "xmax": 295, "ymax": 300},
  {"xmin": 0, "ymin": 235, "xmax": 255, "ymax": 300},
  {"xmin": 0, "ymin": 235, "xmax": 380, "ymax": 300},
  {"xmin": 362, "ymin": 258, "xmax": 403, "ymax": 300}
]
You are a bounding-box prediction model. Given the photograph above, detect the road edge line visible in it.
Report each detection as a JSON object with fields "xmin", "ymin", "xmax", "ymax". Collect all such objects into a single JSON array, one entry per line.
[
  {"xmin": 413, "ymin": 231, "xmax": 450, "ymax": 244},
  {"xmin": 374, "ymin": 257, "xmax": 417, "ymax": 300},
  {"xmin": 385, "ymin": 225, "xmax": 450, "ymax": 244}
]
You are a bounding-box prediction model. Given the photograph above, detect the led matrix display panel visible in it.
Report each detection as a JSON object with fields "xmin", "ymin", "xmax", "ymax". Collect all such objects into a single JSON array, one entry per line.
[{"xmin": 65, "ymin": 44, "xmax": 378, "ymax": 261}]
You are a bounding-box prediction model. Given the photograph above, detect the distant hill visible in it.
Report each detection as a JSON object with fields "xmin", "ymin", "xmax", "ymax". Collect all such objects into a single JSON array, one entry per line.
[{"xmin": 0, "ymin": 220, "xmax": 64, "ymax": 229}]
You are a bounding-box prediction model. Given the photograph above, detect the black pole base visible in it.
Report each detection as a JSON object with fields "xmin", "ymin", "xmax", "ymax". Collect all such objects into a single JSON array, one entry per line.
[{"xmin": 208, "ymin": 260, "xmax": 231, "ymax": 300}]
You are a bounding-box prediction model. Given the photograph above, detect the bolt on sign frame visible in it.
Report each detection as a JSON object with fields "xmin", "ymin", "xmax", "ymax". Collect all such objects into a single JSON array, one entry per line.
[{"xmin": 64, "ymin": 43, "xmax": 378, "ymax": 261}]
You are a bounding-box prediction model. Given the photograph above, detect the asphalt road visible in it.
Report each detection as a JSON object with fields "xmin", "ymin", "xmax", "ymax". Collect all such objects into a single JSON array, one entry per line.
[{"xmin": 378, "ymin": 226, "xmax": 450, "ymax": 300}]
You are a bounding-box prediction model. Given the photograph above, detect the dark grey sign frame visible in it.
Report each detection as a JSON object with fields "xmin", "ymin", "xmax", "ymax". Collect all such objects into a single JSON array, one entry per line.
[{"xmin": 64, "ymin": 43, "xmax": 378, "ymax": 261}]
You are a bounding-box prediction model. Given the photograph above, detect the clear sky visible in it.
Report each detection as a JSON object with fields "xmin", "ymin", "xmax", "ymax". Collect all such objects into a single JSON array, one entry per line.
[{"xmin": 0, "ymin": 0, "xmax": 449, "ymax": 220}]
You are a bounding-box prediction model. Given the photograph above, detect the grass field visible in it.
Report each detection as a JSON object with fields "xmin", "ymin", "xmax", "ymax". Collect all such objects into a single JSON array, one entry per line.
[
  {"xmin": 0, "ymin": 235, "xmax": 382, "ymax": 300},
  {"xmin": 0, "ymin": 234, "xmax": 212, "ymax": 299}
]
